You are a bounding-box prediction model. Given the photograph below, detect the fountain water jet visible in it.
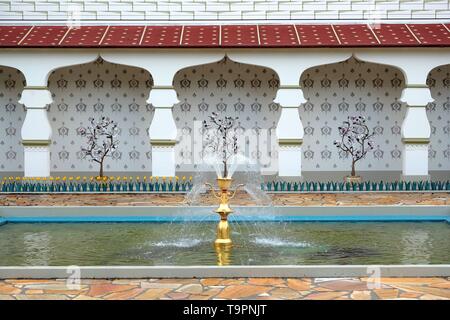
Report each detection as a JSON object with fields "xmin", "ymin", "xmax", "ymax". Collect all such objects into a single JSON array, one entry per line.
[{"xmin": 201, "ymin": 112, "xmax": 245, "ymax": 261}]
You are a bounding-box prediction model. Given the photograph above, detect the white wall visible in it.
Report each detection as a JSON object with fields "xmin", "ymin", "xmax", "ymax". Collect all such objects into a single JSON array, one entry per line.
[
  {"xmin": 427, "ymin": 64, "xmax": 450, "ymax": 171},
  {"xmin": 0, "ymin": 58, "xmax": 449, "ymax": 175},
  {"xmin": 172, "ymin": 57, "xmax": 280, "ymax": 173},
  {"xmin": 1, "ymin": 0, "xmax": 448, "ymax": 22},
  {"xmin": 299, "ymin": 57, "xmax": 407, "ymax": 172},
  {"xmin": 0, "ymin": 66, "xmax": 25, "ymax": 172},
  {"xmin": 47, "ymin": 57, "xmax": 154, "ymax": 173}
]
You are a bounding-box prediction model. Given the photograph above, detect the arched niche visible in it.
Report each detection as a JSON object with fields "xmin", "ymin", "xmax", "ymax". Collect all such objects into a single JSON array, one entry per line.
[
  {"xmin": 172, "ymin": 56, "xmax": 281, "ymax": 174},
  {"xmin": 47, "ymin": 57, "xmax": 154, "ymax": 175},
  {"xmin": 0, "ymin": 66, "xmax": 26, "ymax": 174},
  {"xmin": 426, "ymin": 64, "xmax": 450, "ymax": 173},
  {"xmin": 299, "ymin": 56, "xmax": 406, "ymax": 178}
]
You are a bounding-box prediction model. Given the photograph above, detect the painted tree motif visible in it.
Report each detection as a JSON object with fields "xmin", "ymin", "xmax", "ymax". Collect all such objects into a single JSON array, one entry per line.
[
  {"xmin": 203, "ymin": 112, "xmax": 238, "ymax": 178},
  {"xmin": 79, "ymin": 117, "xmax": 120, "ymax": 177},
  {"xmin": 334, "ymin": 115, "xmax": 375, "ymax": 177}
]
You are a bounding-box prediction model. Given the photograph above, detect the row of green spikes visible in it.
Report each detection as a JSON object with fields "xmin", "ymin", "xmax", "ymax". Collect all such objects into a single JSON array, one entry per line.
[
  {"xmin": 1, "ymin": 181, "xmax": 193, "ymax": 193},
  {"xmin": 2, "ymin": 179, "xmax": 449, "ymax": 193},
  {"xmin": 262, "ymin": 180, "xmax": 450, "ymax": 192}
]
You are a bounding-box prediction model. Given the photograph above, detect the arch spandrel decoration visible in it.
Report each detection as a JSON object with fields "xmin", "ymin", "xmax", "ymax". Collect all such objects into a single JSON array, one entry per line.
[
  {"xmin": 172, "ymin": 56, "xmax": 281, "ymax": 173},
  {"xmin": 426, "ymin": 64, "xmax": 450, "ymax": 171},
  {"xmin": 299, "ymin": 56, "xmax": 406, "ymax": 172},
  {"xmin": 47, "ymin": 57, "xmax": 154, "ymax": 173},
  {"xmin": 0, "ymin": 66, "xmax": 26, "ymax": 173}
]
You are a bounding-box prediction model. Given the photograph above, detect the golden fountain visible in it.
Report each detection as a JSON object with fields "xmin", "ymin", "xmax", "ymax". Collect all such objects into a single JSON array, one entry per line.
[
  {"xmin": 205, "ymin": 177, "xmax": 244, "ymax": 248},
  {"xmin": 202, "ymin": 112, "xmax": 243, "ymax": 264}
]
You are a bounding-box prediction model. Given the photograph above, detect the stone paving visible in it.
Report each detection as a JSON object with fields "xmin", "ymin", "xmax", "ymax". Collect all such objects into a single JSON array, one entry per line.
[
  {"xmin": 0, "ymin": 192, "xmax": 448, "ymax": 207},
  {"xmin": 0, "ymin": 277, "xmax": 449, "ymax": 300}
]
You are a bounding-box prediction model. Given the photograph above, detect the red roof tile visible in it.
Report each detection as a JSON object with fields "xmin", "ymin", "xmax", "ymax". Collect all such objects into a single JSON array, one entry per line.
[
  {"xmin": 371, "ymin": 24, "xmax": 419, "ymax": 46},
  {"xmin": 100, "ymin": 26, "xmax": 145, "ymax": 46},
  {"xmin": 295, "ymin": 25, "xmax": 339, "ymax": 46},
  {"xmin": 333, "ymin": 24, "xmax": 379, "ymax": 46},
  {"xmin": 221, "ymin": 25, "xmax": 258, "ymax": 47},
  {"xmin": 0, "ymin": 26, "xmax": 32, "ymax": 46},
  {"xmin": 1, "ymin": 24, "xmax": 449, "ymax": 48},
  {"xmin": 181, "ymin": 25, "xmax": 220, "ymax": 47},
  {"xmin": 408, "ymin": 24, "xmax": 450, "ymax": 46},
  {"xmin": 60, "ymin": 26, "xmax": 107, "ymax": 47},
  {"xmin": 141, "ymin": 25, "xmax": 182, "ymax": 47},
  {"xmin": 258, "ymin": 25, "xmax": 299, "ymax": 46},
  {"xmin": 20, "ymin": 26, "xmax": 68, "ymax": 46}
]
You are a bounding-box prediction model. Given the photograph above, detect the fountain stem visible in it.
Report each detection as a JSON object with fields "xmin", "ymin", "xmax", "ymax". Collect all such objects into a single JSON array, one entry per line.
[{"xmin": 214, "ymin": 177, "xmax": 234, "ymax": 246}]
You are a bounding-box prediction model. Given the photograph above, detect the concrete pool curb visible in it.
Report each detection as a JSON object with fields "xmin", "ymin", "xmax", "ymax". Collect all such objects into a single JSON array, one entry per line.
[{"xmin": 0, "ymin": 265, "xmax": 449, "ymax": 279}]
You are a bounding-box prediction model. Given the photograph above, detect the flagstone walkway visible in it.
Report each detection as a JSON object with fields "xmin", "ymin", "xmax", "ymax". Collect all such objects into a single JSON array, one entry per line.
[{"xmin": 0, "ymin": 277, "xmax": 449, "ymax": 300}]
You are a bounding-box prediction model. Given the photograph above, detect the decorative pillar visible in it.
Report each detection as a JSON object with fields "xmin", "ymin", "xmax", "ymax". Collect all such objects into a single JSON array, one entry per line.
[
  {"xmin": 274, "ymin": 87, "xmax": 306, "ymax": 177},
  {"xmin": 147, "ymin": 87, "xmax": 179, "ymax": 177},
  {"xmin": 19, "ymin": 87, "xmax": 53, "ymax": 177},
  {"xmin": 400, "ymin": 86, "xmax": 433, "ymax": 179}
]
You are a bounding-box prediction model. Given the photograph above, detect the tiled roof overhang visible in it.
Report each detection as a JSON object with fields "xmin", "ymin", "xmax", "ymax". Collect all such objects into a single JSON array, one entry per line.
[{"xmin": 1, "ymin": 24, "xmax": 450, "ymax": 48}]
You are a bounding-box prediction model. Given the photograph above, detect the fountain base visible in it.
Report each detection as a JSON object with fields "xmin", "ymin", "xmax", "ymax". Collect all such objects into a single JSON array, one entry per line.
[
  {"xmin": 214, "ymin": 221, "xmax": 232, "ymax": 246},
  {"xmin": 206, "ymin": 178, "xmax": 243, "ymax": 250}
]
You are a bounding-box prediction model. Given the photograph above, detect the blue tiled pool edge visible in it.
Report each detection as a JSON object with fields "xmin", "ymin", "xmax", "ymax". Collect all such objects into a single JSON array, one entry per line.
[{"xmin": 0, "ymin": 205, "xmax": 449, "ymax": 224}]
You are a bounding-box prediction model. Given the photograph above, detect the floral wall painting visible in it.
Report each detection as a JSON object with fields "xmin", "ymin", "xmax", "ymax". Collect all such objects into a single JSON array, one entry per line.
[
  {"xmin": 79, "ymin": 116, "xmax": 120, "ymax": 177},
  {"xmin": 334, "ymin": 115, "xmax": 375, "ymax": 181}
]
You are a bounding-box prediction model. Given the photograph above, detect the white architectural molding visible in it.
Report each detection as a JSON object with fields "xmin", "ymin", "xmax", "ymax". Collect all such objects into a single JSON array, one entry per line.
[
  {"xmin": 0, "ymin": 50, "xmax": 98, "ymax": 86},
  {"xmin": 147, "ymin": 88, "xmax": 179, "ymax": 177},
  {"xmin": 400, "ymin": 87, "xmax": 433, "ymax": 107},
  {"xmin": 1, "ymin": 48, "xmax": 449, "ymax": 177},
  {"xmin": 400, "ymin": 86, "xmax": 433, "ymax": 178},
  {"xmin": 101, "ymin": 50, "xmax": 225, "ymax": 86},
  {"xmin": 228, "ymin": 50, "xmax": 352, "ymax": 85},
  {"xmin": 354, "ymin": 48, "xmax": 450, "ymax": 84},
  {"xmin": 402, "ymin": 143, "xmax": 430, "ymax": 179},
  {"xmin": 274, "ymin": 88, "xmax": 306, "ymax": 177},
  {"xmin": 19, "ymin": 88, "xmax": 53, "ymax": 177}
]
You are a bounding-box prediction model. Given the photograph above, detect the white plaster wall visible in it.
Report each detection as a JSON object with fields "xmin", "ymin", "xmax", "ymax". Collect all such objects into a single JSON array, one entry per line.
[
  {"xmin": 1, "ymin": 1, "xmax": 448, "ymax": 21},
  {"xmin": 47, "ymin": 58, "xmax": 154, "ymax": 173},
  {"xmin": 172, "ymin": 57, "xmax": 281, "ymax": 172},
  {"xmin": 0, "ymin": 66, "xmax": 25, "ymax": 172},
  {"xmin": 1, "ymin": 59, "xmax": 449, "ymax": 175},
  {"xmin": 427, "ymin": 64, "xmax": 450, "ymax": 171},
  {"xmin": 300, "ymin": 57, "xmax": 407, "ymax": 172}
]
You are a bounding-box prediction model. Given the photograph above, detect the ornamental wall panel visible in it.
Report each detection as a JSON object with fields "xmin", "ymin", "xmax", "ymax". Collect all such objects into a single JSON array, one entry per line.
[
  {"xmin": 1, "ymin": 58, "xmax": 449, "ymax": 175},
  {"xmin": 172, "ymin": 58, "xmax": 281, "ymax": 173},
  {"xmin": 300, "ymin": 57, "xmax": 407, "ymax": 172},
  {"xmin": 47, "ymin": 58, "xmax": 154, "ymax": 173},
  {"xmin": 427, "ymin": 64, "xmax": 450, "ymax": 171},
  {"xmin": 0, "ymin": 66, "xmax": 25, "ymax": 172}
]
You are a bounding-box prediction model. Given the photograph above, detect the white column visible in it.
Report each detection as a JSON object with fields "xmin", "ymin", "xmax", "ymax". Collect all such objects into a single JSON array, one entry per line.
[
  {"xmin": 147, "ymin": 87, "xmax": 179, "ymax": 177},
  {"xmin": 400, "ymin": 86, "xmax": 433, "ymax": 179},
  {"xmin": 19, "ymin": 88, "xmax": 53, "ymax": 177},
  {"xmin": 274, "ymin": 88, "xmax": 306, "ymax": 177}
]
